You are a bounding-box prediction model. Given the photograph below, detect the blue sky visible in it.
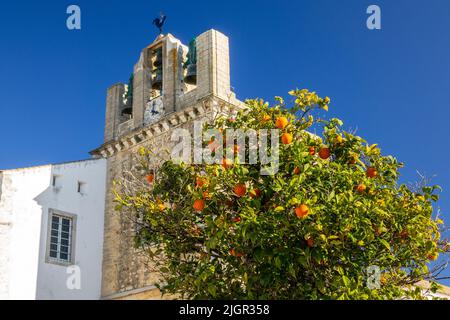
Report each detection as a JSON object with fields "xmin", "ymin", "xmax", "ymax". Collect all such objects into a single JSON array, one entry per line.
[{"xmin": 1, "ymin": 1, "xmax": 449, "ymax": 284}]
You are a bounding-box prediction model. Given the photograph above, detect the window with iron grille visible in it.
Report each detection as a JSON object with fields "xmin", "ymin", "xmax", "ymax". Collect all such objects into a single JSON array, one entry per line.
[{"xmin": 47, "ymin": 211, "xmax": 75, "ymax": 264}]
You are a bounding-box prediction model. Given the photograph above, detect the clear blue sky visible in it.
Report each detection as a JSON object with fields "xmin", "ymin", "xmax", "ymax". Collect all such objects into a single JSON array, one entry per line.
[{"xmin": 1, "ymin": 1, "xmax": 449, "ymax": 284}]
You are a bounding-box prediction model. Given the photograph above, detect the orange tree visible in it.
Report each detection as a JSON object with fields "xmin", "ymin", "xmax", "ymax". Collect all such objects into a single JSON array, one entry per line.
[{"xmin": 114, "ymin": 88, "xmax": 449, "ymax": 299}]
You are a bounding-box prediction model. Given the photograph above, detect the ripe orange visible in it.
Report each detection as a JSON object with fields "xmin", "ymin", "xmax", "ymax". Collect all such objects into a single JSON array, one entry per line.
[
  {"xmin": 356, "ymin": 184, "xmax": 366, "ymax": 194},
  {"xmin": 193, "ymin": 199, "xmax": 205, "ymax": 212},
  {"xmin": 234, "ymin": 184, "xmax": 247, "ymax": 197},
  {"xmin": 233, "ymin": 216, "xmax": 241, "ymax": 223},
  {"xmin": 335, "ymin": 135, "xmax": 344, "ymax": 144},
  {"xmin": 308, "ymin": 146, "xmax": 316, "ymax": 156},
  {"xmin": 366, "ymin": 167, "xmax": 378, "ymax": 178},
  {"xmin": 158, "ymin": 203, "xmax": 166, "ymax": 211},
  {"xmin": 261, "ymin": 114, "xmax": 271, "ymax": 123},
  {"xmin": 196, "ymin": 177, "xmax": 206, "ymax": 188},
  {"xmin": 293, "ymin": 167, "xmax": 301, "ymax": 175},
  {"xmin": 249, "ymin": 188, "xmax": 262, "ymax": 199},
  {"xmin": 275, "ymin": 116, "xmax": 288, "ymax": 129},
  {"xmin": 295, "ymin": 204, "xmax": 309, "ymax": 219},
  {"xmin": 281, "ymin": 132, "xmax": 293, "ymax": 145},
  {"xmin": 229, "ymin": 248, "xmax": 236, "ymax": 256},
  {"xmin": 222, "ymin": 158, "xmax": 233, "ymax": 169},
  {"xmin": 427, "ymin": 252, "xmax": 438, "ymax": 261},
  {"xmin": 318, "ymin": 147, "xmax": 331, "ymax": 160},
  {"xmin": 306, "ymin": 238, "xmax": 314, "ymax": 248},
  {"xmin": 146, "ymin": 174, "xmax": 154, "ymax": 184}
]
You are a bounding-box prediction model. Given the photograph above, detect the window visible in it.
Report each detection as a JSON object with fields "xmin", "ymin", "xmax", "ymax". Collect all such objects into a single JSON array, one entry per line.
[
  {"xmin": 77, "ymin": 181, "xmax": 86, "ymax": 194},
  {"xmin": 47, "ymin": 210, "xmax": 76, "ymax": 265},
  {"xmin": 52, "ymin": 175, "xmax": 62, "ymax": 189}
]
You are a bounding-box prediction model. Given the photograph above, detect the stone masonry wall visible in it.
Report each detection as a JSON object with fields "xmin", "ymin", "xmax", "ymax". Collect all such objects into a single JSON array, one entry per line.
[{"xmin": 101, "ymin": 104, "xmax": 220, "ymax": 297}]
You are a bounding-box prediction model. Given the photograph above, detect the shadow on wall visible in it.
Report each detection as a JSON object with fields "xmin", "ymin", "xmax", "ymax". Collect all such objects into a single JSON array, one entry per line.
[
  {"xmin": 33, "ymin": 169, "xmax": 62, "ymax": 300},
  {"xmin": 33, "ymin": 159, "xmax": 106, "ymax": 300}
]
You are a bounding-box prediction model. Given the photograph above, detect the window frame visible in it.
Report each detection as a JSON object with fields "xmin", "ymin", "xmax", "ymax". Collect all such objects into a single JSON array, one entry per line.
[
  {"xmin": 45, "ymin": 209, "xmax": 77, "ymax": 266},
  {"xmin": 77, "ymin": 181, "xmax": 87, "ymax": 195}
]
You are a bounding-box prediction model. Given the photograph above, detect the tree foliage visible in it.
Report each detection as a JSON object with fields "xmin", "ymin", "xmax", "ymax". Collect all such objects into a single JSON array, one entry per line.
[{"xmin": 114, "ymin": 88, "xmax": 449, "ymax": 299}]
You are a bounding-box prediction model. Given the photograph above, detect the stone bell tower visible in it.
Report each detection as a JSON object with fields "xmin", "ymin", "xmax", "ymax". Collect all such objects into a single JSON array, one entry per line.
[{"xmin": 91, "ymin": 29, "xmax": 243, "ymax": 299}]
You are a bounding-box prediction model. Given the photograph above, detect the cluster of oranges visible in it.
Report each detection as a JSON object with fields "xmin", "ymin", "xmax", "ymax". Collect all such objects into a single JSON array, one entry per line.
[
  {"xmin": 147, "ymin": 113, "xmax": 382, "ymax": 257},
  {"xmin": 355, "ymin": 167, "xmax": 378, "ymax": 195},
  {"xmin": 274, "ymin": 116, "xmax": 293, "ymax": 145}
]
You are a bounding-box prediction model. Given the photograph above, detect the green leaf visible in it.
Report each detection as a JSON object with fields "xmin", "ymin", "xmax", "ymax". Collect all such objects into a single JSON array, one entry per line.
[
  {"xmin": 379, "ymin": 239, "xmax": 391, "ymax": 251},
  {"xmin": 342, "ymin": 275, "xmax": 350, "ymax": 287},
  {"xmin": 207, "ymin": 284, "xmax": 217, "ymax": 297}
]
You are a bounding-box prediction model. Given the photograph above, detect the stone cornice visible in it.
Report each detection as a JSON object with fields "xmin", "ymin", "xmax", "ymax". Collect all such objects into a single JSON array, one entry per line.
[{"xmin": 90, "ymin": 95, "xmax": 243, "ymax": 158}]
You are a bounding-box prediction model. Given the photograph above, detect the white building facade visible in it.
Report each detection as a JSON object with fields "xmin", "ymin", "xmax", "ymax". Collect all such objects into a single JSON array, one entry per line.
[{"xmin": 0, "ymin": 159, "xmax": 106, "ymax": 300}]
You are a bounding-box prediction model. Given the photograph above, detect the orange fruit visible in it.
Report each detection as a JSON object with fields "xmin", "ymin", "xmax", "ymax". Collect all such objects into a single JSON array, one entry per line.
[
  {"xmin": 234, "ymin": 184, "xmax": 247, "ymax": 197},
  {"xmin": 366, "ymin": 167, "xmax": 378, "ymax": 178},
  {"xmin": 229, "ymin": 248, "xmax": 236, "ymax": 256},
  {"xmin": 249, "ymin": 188, "xmax": 262, "ymax": 199},
  {"xmin": 222, "ymin": 158, "xmax": 233, "ymax": 169},
  {"xmin": 295, "ymin": 204, "xmax": 309, "ymax": 219},
  {"xmin": 158, "ymin": 203, "xmax": 166, "ymax": 211},
  {"xmin": 308, "ymin": 146, "xmax": 316, "ymax": 155},
  {"xmin": 275, "ymin": 116, "xmax": 288, "ymax": 129},
  {"xmin": 293, "ymin": 167, "xmax": 301, "ymax": 175},
  {"xmin": 281, "ymin": 132, "xmax": 293, "ymax": 145},
  {"xmin": 356, "ymin": 184, "xmax": 366, "ymax": 194},
  {"xmin": 146, "ymin": 174, "xmax": 154, "ymax": 184},
  {"xmin": 193, "ymin": 199, "xmax": 205, "ymax": 212},
  {"xmin": 306, "ymin": 238, "xmax": 314, "ymax": 248},
  {"xmin": 233, "ymin": 216, "xmax": 241, "ymax": 223},
  {"xmin": 262, "ymin": 114, "xmax": 272, "ymax": 123},
  {"xmin": 335, "ymin": 135, "xmax": 344, "ymax": 144},
  {"xmin": 318, "ymin": 147, "xmax": 331, "ymax": 160},
  {"xmin": 196, "ymin": 177, "xmax": 206, "ymax": 188},
  {"xmin": 427, "ymin": 252, "xmax": 438, "ymax": 261}
]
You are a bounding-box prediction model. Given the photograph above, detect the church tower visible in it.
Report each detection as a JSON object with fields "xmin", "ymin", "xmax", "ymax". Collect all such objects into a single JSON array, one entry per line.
[{"xmin": 91, "ymin": 30, "xmax": 243, "ymax": 299}]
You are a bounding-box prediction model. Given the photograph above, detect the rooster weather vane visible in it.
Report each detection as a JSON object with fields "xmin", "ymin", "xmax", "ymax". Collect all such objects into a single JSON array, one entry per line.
[{"xmin": 152, "ymin": 13, "xmax": 167, "ymax": 34}]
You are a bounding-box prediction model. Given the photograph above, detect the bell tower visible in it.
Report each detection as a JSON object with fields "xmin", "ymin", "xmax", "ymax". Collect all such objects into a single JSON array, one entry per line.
[
  {"xmin": 103, "ymin": 30, "xmax": 240, "ymax": 144},
  {"xmin": 91, "ymin": 29, "xmax": 243, "ymax": 299}
]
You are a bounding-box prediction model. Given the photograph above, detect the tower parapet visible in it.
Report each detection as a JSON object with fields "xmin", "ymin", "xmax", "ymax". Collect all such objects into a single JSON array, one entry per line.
[{"xmin": 102, "ymin": 29, "xmax": 240, "ymax": 145}]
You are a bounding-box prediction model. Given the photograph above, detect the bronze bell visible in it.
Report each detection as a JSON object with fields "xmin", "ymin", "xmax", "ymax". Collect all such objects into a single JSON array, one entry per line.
[
  {"xmin": 184, "ymin": 63, "xmax": 197, "ymax": 85},
  {"xmin": 153, "ymin": 50, "xmax": 163, "ymax": 67},
  {"xmin": 152, "ymin": 70, "xmax": 162, "ymax": 90}
]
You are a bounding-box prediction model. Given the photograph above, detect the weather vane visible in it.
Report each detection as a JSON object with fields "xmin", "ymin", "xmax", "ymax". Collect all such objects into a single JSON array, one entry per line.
[{"xmin": 152, "ymin": 12, "xmax": 167, "ymax": 34}]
